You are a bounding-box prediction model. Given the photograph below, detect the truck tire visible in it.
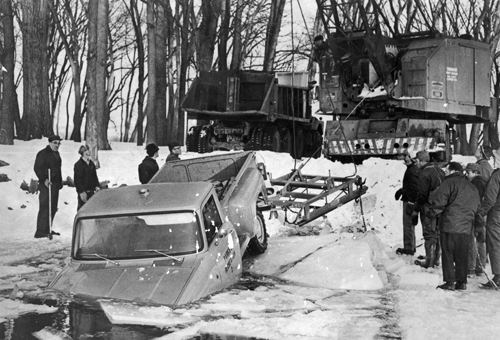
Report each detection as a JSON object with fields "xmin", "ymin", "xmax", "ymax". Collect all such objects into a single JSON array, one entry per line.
[
  {"xmin": 248, "ymin": 211, "xmax": 268, "ymax": 254},
  {"xmin": 262, "ymin": 126, "xmax": 281, "ymax": 152},
  {"xmin": 280, "ymin": 127, "xmax": 292, "ymax": 154},
  {"xmin": 312, "ymin": 130, "xmax": 323, "ymax": 159},
  {"xmin": 290, "ymin": 126, "xmax": 304, "ymax": 159}
]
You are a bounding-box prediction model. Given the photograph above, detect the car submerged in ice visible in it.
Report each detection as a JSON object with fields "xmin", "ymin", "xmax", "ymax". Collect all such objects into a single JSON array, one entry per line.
[{"xmin": 49, "ymin": 152, "xmax": 269, "ymax": 306}]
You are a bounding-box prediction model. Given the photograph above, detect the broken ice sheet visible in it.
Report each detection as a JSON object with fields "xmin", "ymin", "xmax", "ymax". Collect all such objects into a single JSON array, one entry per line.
[
  {"xmin": 0, "ymin": 299, "xmax": 58, "ymax": 319},
  {"xmin": 199, "ymin": 287, "xmax": 318, "ymax": 314},
  {"xmin": 99, "ymin": 300, "xmax": 200, "ymax": 327}
]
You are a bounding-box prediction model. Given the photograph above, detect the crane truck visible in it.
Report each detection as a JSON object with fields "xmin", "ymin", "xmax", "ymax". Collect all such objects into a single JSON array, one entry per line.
[{"xmin": 314, "ymin": 0, "xmax": 493, "ymax": 163}]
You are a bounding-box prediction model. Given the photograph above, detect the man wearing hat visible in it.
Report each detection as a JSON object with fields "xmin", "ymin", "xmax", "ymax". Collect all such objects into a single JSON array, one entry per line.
[
  {"xmin": 394, "ymin": 151, "xmax": 420, "ymax": 255},
  {"xmin": 412, "ymin": 150, "xmax": 445, "ymax": 268},
  {"xmin": 464, "ymin": 163, "xmax": 488, "ymax": 277},
  {"xmin": 166, "ymin": 142, "xmax": 182, "ymax": 163},
  {"xmin": 138, "ymin": 143, "xmax": 160, "ymax": 184},
  {"xmin": 428, "ymin": 162, "xmax": 481, "ymax": 290},
  {"xmin": 33, "ymin": 135, "xmax": 63, "ymax": 238},
  {"xmin": 479, "ymin": 148, "xmax": 500, "ymax": 288},
  {"xmin": 74, "ymin": 145, "xmax": 101, "ymax": 210}
]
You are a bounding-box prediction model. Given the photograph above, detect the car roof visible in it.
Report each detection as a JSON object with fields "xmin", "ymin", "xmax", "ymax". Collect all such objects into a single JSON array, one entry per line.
[{"xmin": 76, "ymin": 182, "xmax": 213, "ymax": 218}]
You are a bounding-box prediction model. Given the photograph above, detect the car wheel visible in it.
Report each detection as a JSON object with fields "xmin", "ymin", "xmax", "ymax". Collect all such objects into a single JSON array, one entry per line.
[{"xmin": 248, "ymin": 211, "xmax": 268, "ymax": 254}]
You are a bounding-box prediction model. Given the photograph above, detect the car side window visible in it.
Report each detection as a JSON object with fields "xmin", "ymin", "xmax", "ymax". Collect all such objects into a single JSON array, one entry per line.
[{"xmin": 202, "ymin": 196, "xmax": 222, "ymax": 244}]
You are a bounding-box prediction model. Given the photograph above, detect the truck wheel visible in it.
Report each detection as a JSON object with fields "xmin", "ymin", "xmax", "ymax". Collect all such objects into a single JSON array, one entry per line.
[
  {"xmin": 248, "ymin": 211, "xmax": 268, "ymax": 254},
  {"xmin": 187, "ymin": 126, "xmax": 201, "ymax": 152},
  {"xmin": 290, "ymin": 126, "xmax": 304, "ymax": 159},
  {"xmin": 262, "ymin": 126, "xmax": 280, "ymax": 152},
  {"xmin": 280, "ymin": 127, "xmax": 292, "ymax": 154},
  {"xmin": 312, "ymin": 130, "xmax": 323, "ymax": 159}
]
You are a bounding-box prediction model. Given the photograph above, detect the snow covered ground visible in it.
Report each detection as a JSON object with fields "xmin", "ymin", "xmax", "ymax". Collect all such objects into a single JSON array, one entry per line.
[{"xmin": 1, "ymin": 139, "xmax": 500, "ymax": 339}]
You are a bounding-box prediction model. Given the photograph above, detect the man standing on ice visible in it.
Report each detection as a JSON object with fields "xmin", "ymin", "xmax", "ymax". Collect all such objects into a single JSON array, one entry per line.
[
  {"xmin": 394, "ymin": 151, "xmax": 420, "ymax": 255},
  {"xmin": 412, "ymin": 151, "xmax": 445, "ymax": 268},
  {"xmin": 33, "ymin": 135, "xmax": 63, "ymax": 238},
  {"xmin": 74, "ymin": 145, "xmax": 101, "ymax": 210},
  {"xmin": 428, "ymin": 162, "xmax": 481, "ymax": 291},
  {"xmin": 138, "ymin": 143, "xmax": 160, "ymax": 184},
  {"xmin": 464, "ymin": 163, "xmax": 487, "ymax": 277},
  {"xmin": 478, "ymin": 149, "xmax": 500, "ymax": 288}
]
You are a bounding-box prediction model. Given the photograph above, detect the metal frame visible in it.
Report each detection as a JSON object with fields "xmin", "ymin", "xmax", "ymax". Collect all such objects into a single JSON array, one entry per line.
[{"xmin": 269, "ymin": 166, "xmax": 367, "ymax": 226}]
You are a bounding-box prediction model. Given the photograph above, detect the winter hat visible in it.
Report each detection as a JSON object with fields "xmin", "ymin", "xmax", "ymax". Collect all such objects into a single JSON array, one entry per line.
[
  {"xmin": 447, "ymin": 162, "xmax": 463, "ymax": 173},
  {"xmin": 465, "ymin": 163, "xmax": 481, "ymax": 174},
  {"xmin": 78, "ymin": 145, "xmax": 89, "ymax": 155},
  {"xmin": 415, "ymin": 150, "xmax": 430, "ymax": 162},
  {"xmin": 146, "ymin": 143, "xmax": 159, "ymax": 157},
  {"xmin": 168, "ymin": 141, "xmax": 181, "ymax": 152},
  {"xmin": 314, "ymin": 35, "xmax": 324, "ymax": 43},
  {"xmin": 48, "ymin": 135, "xmax": 62, "ymax": 142}
]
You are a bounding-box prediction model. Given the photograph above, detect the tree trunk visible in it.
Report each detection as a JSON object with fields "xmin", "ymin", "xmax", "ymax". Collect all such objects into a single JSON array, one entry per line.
[
  {"xmin": 218, "ymin": 0, "xmax": 230, "ymax": 71},
  {"xmin": 154, "ymin": 4, "xmax": 167, "ymax": 146},
  {"xmin": 197, "ymin": 0, "xmax": 221, "ymax": 72},
  {"xmin": 87, "ymin": 0, "xmax": 110, "ymax": 167},
  {"xmin": 20, "ymin": 0, "xmax": 51, "ymax": 140},
  {"xmin": 146, "ymin": 1, "xmax": 157, "ymax": 144},
  {"xmin": 263, "ymin": 0, "xmax": 286, "ymax": 72},
  {"xmin": 0, "ymin": 0, "xmax": 16, "ymax": 145},
  {"xmin": 230, "ymin": 0, "xmax": 243, "ymax": 70},
  {"xmin": 129, "ymin": 0, "xmax": 145, "ymax": 146},
  {"xmin": 96, "ymin": 0, "xmax": 110, "ymax": 150}
]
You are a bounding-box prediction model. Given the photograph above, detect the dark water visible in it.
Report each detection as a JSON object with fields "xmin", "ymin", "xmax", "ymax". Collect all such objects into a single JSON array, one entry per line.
[
  {"xmin": 0, "ymin": 297, "xmax": 268, "ymax": 340},
  {"xmin": 0, "ymin": 298, "xmax": 172, "ymax": 340}
]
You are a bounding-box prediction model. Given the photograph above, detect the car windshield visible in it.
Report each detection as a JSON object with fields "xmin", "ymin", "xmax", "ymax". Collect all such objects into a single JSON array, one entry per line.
[{"xmin": 73, "ymin": 212, "xmax": 204, "ymax": 260}]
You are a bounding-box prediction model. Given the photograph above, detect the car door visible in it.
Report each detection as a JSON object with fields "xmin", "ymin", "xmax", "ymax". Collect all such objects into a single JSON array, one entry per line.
[{"xmin": 202, "ymin": 194, "xmax": 242, "ymax": 286}]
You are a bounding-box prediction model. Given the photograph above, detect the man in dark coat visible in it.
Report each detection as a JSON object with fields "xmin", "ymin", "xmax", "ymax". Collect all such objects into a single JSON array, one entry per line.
[
  {"xmin": 395, "ymin": 152, "xmax": 420, "ymax": 255},
  {"xmin": 475, "ymin": 145, "xmax": 493, "ymax": 180},
  {"xmin": 74, "ymin": 145, "xmax": 101, "ymax": 210},
  {"xmin": 166, "ymin": 142, "xmax": 182, "ymax": 163},
  {"xmin": 429, "ymin": 162, "xmax": 481, "ymax": 291},
  {"xmin": 34, "ymin": 135, "xmax": 63, "ymax": 238},
  {"xmin": 412, "ymin": 150, "xmax": 445, "ymax": 268},
  {"xmin": 479, "ymin": 149, "xmax": 500, "ymax": 288},
  {"xmin": 138, "ymin": 143, "xmax": 159, "ymax": 184},
  {"xmin": 465, "ymin": 163, "xmax": 488, "ymax": 277}
]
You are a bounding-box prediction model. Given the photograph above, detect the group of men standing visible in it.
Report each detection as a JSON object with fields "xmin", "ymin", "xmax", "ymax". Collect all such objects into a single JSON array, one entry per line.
[
  {"xmin": 396, "ymin": 146, "xmax": 500, "ymax": 290},
  {"xmin": 33, "ymin": 136, "xmax": 183, "ymax": 239}
]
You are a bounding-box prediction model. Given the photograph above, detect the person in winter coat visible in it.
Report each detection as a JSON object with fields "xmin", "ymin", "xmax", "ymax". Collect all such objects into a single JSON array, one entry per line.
[
  {"xmin": 166, "ymin": 142, "xmax": 182, "ymax": 163},
  {"xmin": 74, "ymin": 145, "xmax": 101, "ymax": 210},
  {"xmin": 465, "ymin": 163, "xmax": 488, "ymax": 277},
  {"xmin": 138, "ymin": 143, "xmax": 160, "ymax": 184},
  {"xmin": 412, "ymin": 150, "xmax": 445, "ymax": 268},
  {"xmin": 475, "ymin": 145, "xmax": 493, "ymax": 180},
  {"xmin": 429, "ymin": 162, "xmax": 482, "ymax": 291},
  {"xmin": 479, "ymin": 149, "xmax": 500, "ymax": 288},
  {"xmin": 34, "ymin": 135, "xmax": 63, "ymax": 238},
  {"xmin": 394, "ymin": 152, "xmax": 420, "ymax": 255}
]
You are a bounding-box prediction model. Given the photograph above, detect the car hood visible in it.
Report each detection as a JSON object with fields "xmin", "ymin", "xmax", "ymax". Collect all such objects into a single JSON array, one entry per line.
[{"xmin": 50, "ymin": 262, "xmax": 197, "ymax": 306}]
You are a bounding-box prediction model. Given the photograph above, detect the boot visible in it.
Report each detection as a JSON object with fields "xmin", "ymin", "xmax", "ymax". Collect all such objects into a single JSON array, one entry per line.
[
  {"xmin": 414, "ymin": 240, "xmax": 436, "ymax": 268},
  {"xmin": 481, "ymin": 275, "xmax": 500, "ymax": 289},
  {"xmin": 436, "ymin": 281, "xmax": 455, "ymax": 291}
]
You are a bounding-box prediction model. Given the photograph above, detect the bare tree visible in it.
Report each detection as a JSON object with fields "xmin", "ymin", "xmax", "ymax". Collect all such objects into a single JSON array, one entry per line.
[
  {"xmin": 263, "ymin": 0, "xmax": 286, "ymax": 71},
  {"xmin": 0, "ymin": 0, "xmax": 17, "ymax": 145},
  {"xmin": 19, "ymin": 0, "xmax": 51, "ymax": 140},
  {"xmin": 49, "ymin": 0, "xmax": 87, "ymax": 142},
  {"xmin": 87, "ymin": 0, "xmax": 110, "ymax": 167}
]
